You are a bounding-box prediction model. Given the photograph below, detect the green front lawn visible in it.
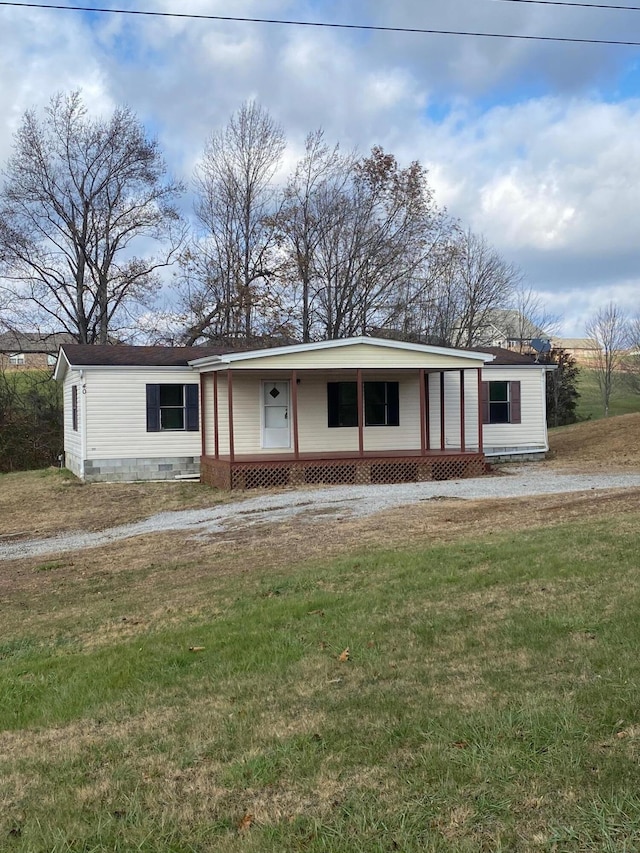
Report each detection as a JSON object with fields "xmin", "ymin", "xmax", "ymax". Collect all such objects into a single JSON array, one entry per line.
[{"xmin": 2, "ymin": 512, "xmax": 640, "ymax": 851}]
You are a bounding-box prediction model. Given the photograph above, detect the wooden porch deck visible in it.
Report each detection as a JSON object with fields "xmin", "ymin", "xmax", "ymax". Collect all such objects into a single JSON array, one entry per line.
[{"xmin": 200, "ymin": 450, "xmax": 487, "ymax": 491}]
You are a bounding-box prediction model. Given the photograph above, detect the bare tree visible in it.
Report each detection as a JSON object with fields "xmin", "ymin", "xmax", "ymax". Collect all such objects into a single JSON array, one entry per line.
[
  {"xmin": 0, "ymin": 91, "xmax": 185, "ymax": 344},
  {"xmin": 190, "ymin": 101, "xmax": 286, "ymax": 342},
  {"xmin": 277, "ymin": 130, "xmax": 355, "ymax": 342},
  {"xmin": 585, "ymin": 302, "xmax": 630, "ymax": 416},
  {"xmin": 451, "ymin": 230, "xmax": 522, "ymax": 348},
  {"xmin": 396, "ymin": 228, "xmax": 521, "ymax": 348},
  {"xmin": 309, "ymin": 146, "xmax": 441, "ymax": 339}
]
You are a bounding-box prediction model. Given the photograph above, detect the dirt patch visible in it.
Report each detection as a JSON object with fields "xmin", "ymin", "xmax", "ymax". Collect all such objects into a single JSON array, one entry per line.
[{"xmin": 546, "ymin": 412, "xmax": 640, "ymax": 471}]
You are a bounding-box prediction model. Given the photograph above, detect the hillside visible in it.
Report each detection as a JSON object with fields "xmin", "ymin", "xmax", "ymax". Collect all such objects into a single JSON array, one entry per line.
[{"xmin": 548, "ymin": 412, "xmax": 640, "ymax": 471}]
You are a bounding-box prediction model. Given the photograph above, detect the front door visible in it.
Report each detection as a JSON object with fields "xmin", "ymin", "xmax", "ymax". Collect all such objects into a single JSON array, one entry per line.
[{"xmin": 262, "ymin": 380, "xmax": 290, "ymax": 449}]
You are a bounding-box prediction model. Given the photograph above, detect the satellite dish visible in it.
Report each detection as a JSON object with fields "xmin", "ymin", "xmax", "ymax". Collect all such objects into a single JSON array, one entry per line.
[
  {"xmin": 530, "ymin": 339, "xmax": 551, "ymax": 354},
  {"xmin": 530, "ymin": 338, "xmax": 551, "ymax": 363}
]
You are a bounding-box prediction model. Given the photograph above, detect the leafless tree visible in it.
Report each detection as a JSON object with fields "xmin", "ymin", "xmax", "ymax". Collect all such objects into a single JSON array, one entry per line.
[
  {"xmin": 308, "ymin": 146, "xmax": 441, "ymax": 339},
  {"xmin": 189, "ymin": 101, "xmax": 286, "ymax": 342},
  {"xmin": 0, "ymin": 91, "xmax": 185, "ymax": 344},
  {"xmin": 276, "ymin": 130, "xmax": 355, "ymax": 342},
  {"xmin": 585, "ymin": 302, "xmax": 630, "ymax": 416},
  {"xmin": 393, "ymin": 228, "xmax": 521, "ymax": 348},
  {"xmin": 506, "ymin": 286, "xmax": 560, "ymax": 352},
  {"xmin": 451, "ymin": 230, "xmax": 522, "ymax": 348}
]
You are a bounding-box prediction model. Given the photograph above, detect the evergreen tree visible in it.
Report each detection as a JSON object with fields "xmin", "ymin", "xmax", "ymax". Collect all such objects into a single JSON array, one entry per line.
[{"xmin": 542, "ymin": 347, "xmax": 580, "ymax": 427}]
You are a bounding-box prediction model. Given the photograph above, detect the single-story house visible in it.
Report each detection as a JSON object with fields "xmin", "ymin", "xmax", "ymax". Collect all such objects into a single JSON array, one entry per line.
[{"xmin": 54, "ymin": 337, "xmax": 553, "ymax": 488}]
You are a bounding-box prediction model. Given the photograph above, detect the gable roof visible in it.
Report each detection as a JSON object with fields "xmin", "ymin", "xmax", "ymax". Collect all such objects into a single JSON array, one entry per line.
[
  {"xmin": 188, "ymin": 336, "xmax": 493, "ymax": 369},
  {"xmin": 54, "ymin": 338, "xmax": 550, "ymax": 383},
  {"xmin": 477, "ymin": 310, "xmax": 548, "ymax": 341},
  {"xmin": 0, "ymin": 331, "xmax": 75, "ymax": 354},
  {"xmin": 58, "ymin": 343, "xmax": 230, "ymax": 368}
]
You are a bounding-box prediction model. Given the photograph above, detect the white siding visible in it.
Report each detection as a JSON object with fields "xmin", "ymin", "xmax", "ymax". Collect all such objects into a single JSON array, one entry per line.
[
  {"xmin": 211, "ymin": 372, "xmax": 457, "ymax": 455},
  {"xmin": 482, "ymin": 367, "xmax": 548, "ymax": 454},
  {"xmin": 427, "ymin": 370, "xmax": 481, "ymax": 452},
  {"xmin": 83, "ymin": 367, "xmax": 202, "ymax": 460},
  {"xmin": 63, "ymin": 369, "xmax": 83, "ymax": 475}
]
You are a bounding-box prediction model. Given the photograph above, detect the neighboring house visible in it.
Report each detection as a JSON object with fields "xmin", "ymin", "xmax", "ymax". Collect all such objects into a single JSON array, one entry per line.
[
  {"xmin": 54, "ymin": 337, "xmax": 552, "ymax": 487},
  {"xmin": 473, "ymin": 310, "xmax": 549, "ymax": 353},
  {"xmin": 0, "ymin": 331, "xmax": 75, "ymax": 371},
  {"xmin": 550, "ymin": 337, "xmax": 600, "ymax": 366}
]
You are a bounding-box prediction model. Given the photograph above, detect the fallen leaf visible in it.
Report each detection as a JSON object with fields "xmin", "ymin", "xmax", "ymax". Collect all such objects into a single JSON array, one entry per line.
[
  {"xmin": 238, "ymin": 813, "xmax": 254, "ymax": 832},
  {"xmin": 188, "ymin": 646, "xmax": 205, "ymax": 652},
  {"xmin": 338, "ymin": 648, "xmax": 350, "ymax": 662},
  {"xmin": 307, "ymin": 609, "xmax": 325, "ymax": 616}
]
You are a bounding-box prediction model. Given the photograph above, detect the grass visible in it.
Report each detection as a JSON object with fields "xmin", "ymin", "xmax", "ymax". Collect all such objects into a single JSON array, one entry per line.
[
  {"xmin": 3, "ymin": 502, "xmax": 640, "ymax": 850},
  {"xmin": 576, "ymin": 369, "xmax": 640, "ymax": 421}
]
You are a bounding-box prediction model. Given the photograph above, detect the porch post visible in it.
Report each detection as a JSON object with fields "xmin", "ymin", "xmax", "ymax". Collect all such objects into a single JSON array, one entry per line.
[
  {"xmin": 213, "ymin": 371, "xmax": 219, "ymax": 460},
  {"xmin": 440, "ymin": 372, "xmax": 446, "ymax": 452},
  {"xmin": 425, "ymin": 372, "xmax": 431, "ymax": 451},
  {"xmin": 459, "ymin": 369, "xmax": 466, "ymax": 453},
  {"xmin": 357, "ymin": 368, "xmax": 364, "ymax": 456},
  {"xmin": 199, "ymin": 375, "xmax": 206, "ymax": 457},
  {"xmin": 419, "ymin": 368, "xmax": 427, "ymax": 455},
  {"xmin": 227, "ymin": 369, "xmax": 235, "ymax": 463},
  {"xmin": 477, "ymin": 367, "xmax": 484, "ymax": 454},
  {"xmin": 291, "ymin": 370, "xmax": 300, "ymax": 459}
]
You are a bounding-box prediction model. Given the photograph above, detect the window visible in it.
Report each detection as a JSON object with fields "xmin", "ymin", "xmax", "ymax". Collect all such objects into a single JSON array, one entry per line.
[
  {"xmin": 146, "ymin": 384, "xmax": 199, "ymax": 432},
  {"xmin": 327, "ymin": 381, "xmax": 399, "ymax": 428},
  {"xmin": 72, "ymin": 384, "xmax": 78, "ymax": 431},
  {"xmin": 481, "ymin": 381, "xmax": 521, "ymax": 425},
  {"xmin": 9, "ymin": 353, "xmax": 25, "ymax": 366}
]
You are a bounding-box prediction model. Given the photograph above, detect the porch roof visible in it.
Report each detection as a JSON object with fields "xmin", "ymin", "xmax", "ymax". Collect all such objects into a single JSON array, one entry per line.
[{"xmin": 189, "ymin": 336, "xmax": 494, "ymax": 373}]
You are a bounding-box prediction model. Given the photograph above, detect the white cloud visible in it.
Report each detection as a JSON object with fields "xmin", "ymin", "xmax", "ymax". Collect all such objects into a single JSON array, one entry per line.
[{"xmin": 1, "ymin": 0, "xmax": 640, "ymax": 335}]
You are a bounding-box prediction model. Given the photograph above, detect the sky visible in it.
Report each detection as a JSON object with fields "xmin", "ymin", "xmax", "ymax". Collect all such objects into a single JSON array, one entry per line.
[{"xmin": 1, "ymin": 0, "xmax": 640, "ymax": 337}]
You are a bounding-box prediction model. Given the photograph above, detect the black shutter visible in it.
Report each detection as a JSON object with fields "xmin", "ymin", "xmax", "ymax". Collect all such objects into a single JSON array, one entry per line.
[
  {"xmin": 481, "ymin": 381, "xmax": 489, "ymax": 425},
  {"xmin": 146, "ymin": 384, "xmax": 160, "ymax": 432},
  {"xmin": 327, "ymin": 382, "xmax": 339, "ymax": 428},
  {"xmin": 185, "ymin": 383, "xmax": 199, "ymax": 431},
  {"xmin": 71, "ymin": 384, "xmax": 78, "ymax": 431},
  {"xmin": 509, "ymin": 381, "xmax": 521, "ymax": 424},
  {"xmin": 387, "ymin": 382, "xmax": 399, "ymax": 426}
]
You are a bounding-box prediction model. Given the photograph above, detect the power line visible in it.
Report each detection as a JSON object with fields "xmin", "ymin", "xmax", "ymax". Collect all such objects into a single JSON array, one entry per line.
[
  {"xmin": 1, "ymin": 1, "xmax": 640, "ymax": 46},
  {"xmin": 492, "ymin": 0, "xmax": 640, "ymax": 9}
]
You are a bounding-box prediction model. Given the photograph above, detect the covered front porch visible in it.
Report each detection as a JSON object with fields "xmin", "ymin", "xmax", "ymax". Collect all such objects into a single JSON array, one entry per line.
[
  {"xmin": 196, "ymin": 361, "xmax": 488, "ymax": 490},
  {"xmin": 200, "ymin": 447, "xmax": 486, "ymax": 491}
]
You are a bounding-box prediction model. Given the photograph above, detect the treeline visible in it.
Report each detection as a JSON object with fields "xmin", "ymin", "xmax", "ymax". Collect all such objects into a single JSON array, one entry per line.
[
  {"xmin": 0, "ymin": 371, "xmax": 62, "ymax": 472},
  {"xmin": 0, "ymin": 93, "xmax": 530, "ymax": 348}
]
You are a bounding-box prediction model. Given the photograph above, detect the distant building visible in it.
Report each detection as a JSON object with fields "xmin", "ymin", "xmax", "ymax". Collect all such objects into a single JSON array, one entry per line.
[
  {"xmin": 0, "ymin": 331, "xmax": 75, "ymax": 370},
  {"xmin": 471, "ymin": 310, "xmax": 549, "ymax": 354},
  {"xmin": 550, "ymin": 338, "xmax": 601, "ymax": 366}
]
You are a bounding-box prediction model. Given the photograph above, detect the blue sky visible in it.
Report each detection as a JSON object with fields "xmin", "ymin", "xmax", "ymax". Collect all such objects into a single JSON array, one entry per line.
[{"xmin": 2, "ymin": 0, "xmax": 640, "ymax": 336}]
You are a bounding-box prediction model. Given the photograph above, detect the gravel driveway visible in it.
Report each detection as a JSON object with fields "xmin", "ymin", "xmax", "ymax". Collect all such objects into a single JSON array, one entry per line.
[{"xmin": 2, "ymin": 466, "xmax": 640, "ymax": 562}]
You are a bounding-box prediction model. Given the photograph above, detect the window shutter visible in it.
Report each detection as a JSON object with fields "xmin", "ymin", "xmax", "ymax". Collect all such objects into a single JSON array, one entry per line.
[
  {"xmin": 509, "ymin": 381, "xmax": 521, "ymax": 424},
  {"xmin": 185, "ymin": 383, "xmax": 199, "ymax": 431},
  {"xmin": 72, "ymin": 385, "xmax": 78, "ymax": 431},
  {"xmin": 327, "ymin": 382, "xmax": 339, "ymax": 428},
  {"xmin": 387, "ymin": 382, "xmax": 400, "ymax": 426},
  {"xmin": 146, "ymin": 384, "xmax": 160, "ymax": 432},
  {"xmin": 481, "ymin": 381, "xmax": 489, "ymax": 425}
]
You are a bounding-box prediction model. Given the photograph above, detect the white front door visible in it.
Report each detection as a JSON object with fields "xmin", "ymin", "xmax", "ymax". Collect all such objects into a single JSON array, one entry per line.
[{"xmin": 262, "ymin": 380, "xmax": 291, "ymax": 449}]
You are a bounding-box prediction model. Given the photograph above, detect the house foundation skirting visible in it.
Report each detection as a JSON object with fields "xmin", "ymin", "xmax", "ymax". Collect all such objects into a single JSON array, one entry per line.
[
  {"xmin": 200, "ymin": 452, "xmax": 486, "ymax": 491},
  {"xmin": 78, "ymin": 455, "xmax": 200, "ymax": 482}
]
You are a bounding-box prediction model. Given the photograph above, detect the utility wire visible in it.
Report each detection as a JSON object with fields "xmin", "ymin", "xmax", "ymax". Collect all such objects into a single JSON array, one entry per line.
[
  {"xmin": 492, "ymin": 0, "xmax": 640, "ymax": 9},
  {"xmin": 1, "ymin": 1, "xmax": 640, "ymax": 46}
]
